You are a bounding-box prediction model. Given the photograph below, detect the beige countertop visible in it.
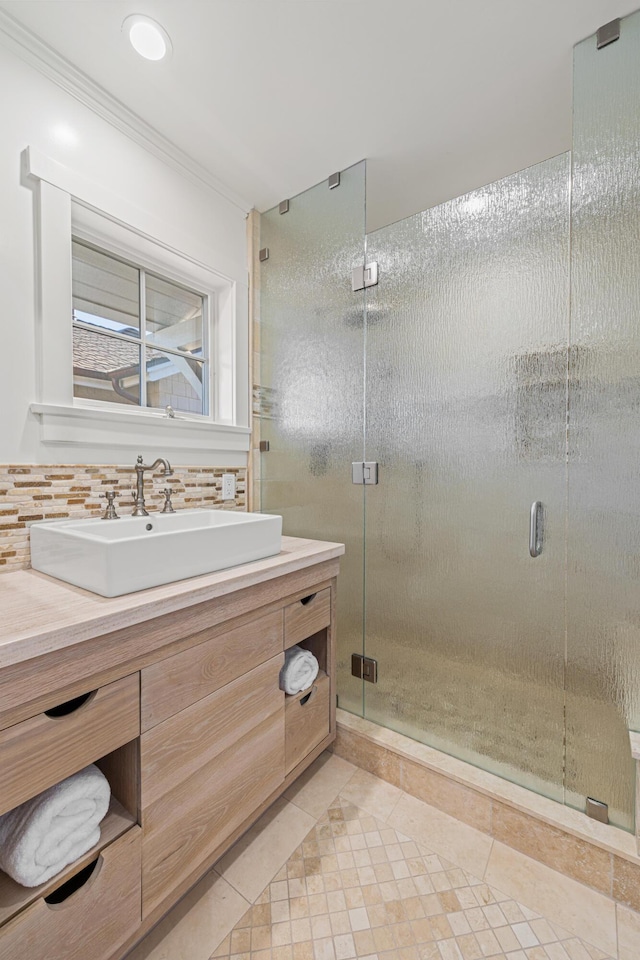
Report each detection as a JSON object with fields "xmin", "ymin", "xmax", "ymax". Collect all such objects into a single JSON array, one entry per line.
[{"xmin": 0, "ymin": 536, "xmax": 344, "ymax": 669}]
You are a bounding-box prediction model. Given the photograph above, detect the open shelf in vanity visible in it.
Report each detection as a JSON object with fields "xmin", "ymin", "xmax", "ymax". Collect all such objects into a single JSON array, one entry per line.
[{"xmin": 0, "ymin": 683, "xmax": 142, "ymax": 960}]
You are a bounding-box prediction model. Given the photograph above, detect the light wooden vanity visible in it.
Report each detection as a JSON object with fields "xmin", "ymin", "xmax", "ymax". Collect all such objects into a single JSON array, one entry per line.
[{"xmin": 0, "ymin": 535, "xmax": 343, "ymax": 960}]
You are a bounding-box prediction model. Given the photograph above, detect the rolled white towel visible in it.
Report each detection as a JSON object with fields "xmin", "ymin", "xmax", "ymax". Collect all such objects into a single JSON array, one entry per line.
[
  {"xmin": 0, "ymin": 763, "xmax": 111, "ymax": 888},
  {"xmin": 280, "ymin": 645, "xmax": 319, "ymax": 695}
]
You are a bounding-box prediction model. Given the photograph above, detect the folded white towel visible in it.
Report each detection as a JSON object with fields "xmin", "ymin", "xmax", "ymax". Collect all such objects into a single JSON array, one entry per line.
[
  {"xmin": 0, "ymin": 764, "xmax": 111, "ymax": 888},
  {"xmin": 280, "ymin": 645, "xmax": 320, "ymax": 695}
]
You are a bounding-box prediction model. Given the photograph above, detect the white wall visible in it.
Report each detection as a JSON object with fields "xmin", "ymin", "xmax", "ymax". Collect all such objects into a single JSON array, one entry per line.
[{"xmin": 0, "ymin": 42, "xmax": 249, "ymax": 466}]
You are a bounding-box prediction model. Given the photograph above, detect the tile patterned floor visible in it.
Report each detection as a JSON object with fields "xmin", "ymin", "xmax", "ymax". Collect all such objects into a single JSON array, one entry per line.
[{"xmin": 209, "ymin": 796, "xmax": 612, "ymax": 960}]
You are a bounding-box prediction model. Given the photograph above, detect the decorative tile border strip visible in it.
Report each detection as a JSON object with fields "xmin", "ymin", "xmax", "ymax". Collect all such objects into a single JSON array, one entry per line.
[
  {"xmin": 332, "ymin": 708, "xmax": 640, "ymax": 953},
  {"xmin": 0, "ymin": 463, "xmax": 246, "ymax": 572}
]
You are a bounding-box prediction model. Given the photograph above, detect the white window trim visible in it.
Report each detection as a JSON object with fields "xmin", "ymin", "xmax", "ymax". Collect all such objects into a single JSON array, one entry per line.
[
  {"xmin": 24, "ymin": 146, "xmax": 250, "ymax": 462},
  {"xmin": 71, "ymin": 208, "xmax": 215, "ymax": 420}
]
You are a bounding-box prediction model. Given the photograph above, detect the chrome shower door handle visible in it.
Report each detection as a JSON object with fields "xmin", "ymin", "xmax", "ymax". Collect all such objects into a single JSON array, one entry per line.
[{"xmin": 529, "ymin": 501, "xmax": 543, "ymax": 557}]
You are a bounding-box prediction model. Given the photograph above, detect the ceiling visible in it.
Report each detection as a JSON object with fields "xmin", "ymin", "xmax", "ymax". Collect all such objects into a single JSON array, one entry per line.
[{"xmin": 0, "ymin": 0, "xmax": 636, "ymax": 231}]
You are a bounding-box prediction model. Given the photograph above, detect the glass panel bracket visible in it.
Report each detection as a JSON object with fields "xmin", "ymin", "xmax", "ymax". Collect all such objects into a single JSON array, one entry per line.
[
  {"xmin": 352, "ymin": 462, "xmax": 378, "ymax": 484},
  {"xmin": 351, "ymin": 654, "xmax": 378, "ymax": 683},
  {"xmin": 352, "ymin": 262, "xmax": 379, "ymax": 291},
  {"xmin": 596, "ymin": 18, "xmax": 620, "ymax": 49},
  {"xmin": 586, "ymin": 797, "xmax": 609, "ymax": 824}
]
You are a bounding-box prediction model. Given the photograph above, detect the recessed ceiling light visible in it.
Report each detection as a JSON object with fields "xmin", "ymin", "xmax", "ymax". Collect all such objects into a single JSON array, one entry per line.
[{"xmin": 123, "ymin": 14, "xmax": 172, "ymax": 61}]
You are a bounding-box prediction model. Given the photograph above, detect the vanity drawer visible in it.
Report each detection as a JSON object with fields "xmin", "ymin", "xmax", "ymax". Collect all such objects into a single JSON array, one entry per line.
[
  {"xmin": 141, "ymin": 654, "xmax": 284, "ymax": 808},
  {"xmin": 284, "ymin": 588, "xmax": 331, "ymax": 648},
  {"xmin": 141, "ymin": 609, "xmax": 283, "ymax": 730},
  {"xmin": 0, "ymin": 826, "xmax": 141, "ymax": 960},
  {"xmin": 285, "ymin": 672, "xmax": 331, "ymax": 773},
  {"xmin": 0, "ymin": 673, "xmax": 140, "ymax": 817}
]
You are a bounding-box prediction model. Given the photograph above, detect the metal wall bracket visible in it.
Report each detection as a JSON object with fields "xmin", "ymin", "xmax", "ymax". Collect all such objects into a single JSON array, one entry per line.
[
  {"xmin": 352, "ymin": 262, "xmax": 379, "ymax": 292},
  {"xmin": 352, "ymin": 462, "xmax": 378, "ymax": 485},
  {"xmin": 597, "ymin": 18, "xmax": 620, "ymax": 49},
  {"xmin": 351, "ymin": 654, "xmax": 378, "ymax": 683},
  {"xmin": 586, "ymin": 797, "xmax": 609, "ymax": 824},
  {"xmin": 279, "ymin": 199, "xmax": 289, "ymax": 215},
  {"xmin": 328, "ymin": 171, "xmax": 341, "ymax": 190},
  {"xmin": 259, "ymin": 440, "xmax": 270, "ymax": 452},
  {"xmin": 259, "ymin": 247, "xmax": 269, "ymax": 262}
]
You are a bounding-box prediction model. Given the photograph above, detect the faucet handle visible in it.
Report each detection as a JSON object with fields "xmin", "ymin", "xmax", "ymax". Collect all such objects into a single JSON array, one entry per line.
[
  {"xmin": 101, "ymin": 491, "xmax": 120, "ymax": 520},
  {"xmin": 161, "ymin": 487, "xmax": 175, "ymax": 514}
]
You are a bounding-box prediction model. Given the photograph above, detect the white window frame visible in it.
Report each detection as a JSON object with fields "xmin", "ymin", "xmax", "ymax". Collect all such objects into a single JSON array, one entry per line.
[
  {"xmin": 25, "ymin": 147, "xmax": 250, "ymax": 463},
  {"xmin": 71, "ymin": 220, "xmax": 213, "ymax": 419}
]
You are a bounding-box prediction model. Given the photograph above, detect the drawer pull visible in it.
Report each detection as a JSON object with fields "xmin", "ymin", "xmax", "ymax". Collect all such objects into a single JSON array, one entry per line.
[
  {"xmin": 299, "ymin": 685, "xmax": 318, "ymax": 706},
  {"xmin": 45, "ymin": 856, "xmax": 101, "ymax": 906},
  {"xmin": 44, "ymin": 691, "xmax": 96, "ymax": 718},
  {"xmin": 300, "ymin": 593, "xmax": 317, "ymax": 606}
]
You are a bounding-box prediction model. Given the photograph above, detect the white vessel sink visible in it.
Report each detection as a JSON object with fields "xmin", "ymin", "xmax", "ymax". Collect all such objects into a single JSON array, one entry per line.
[{"xmin": 30, "ymin": 510, "xmax": 283, "ymax": 597}]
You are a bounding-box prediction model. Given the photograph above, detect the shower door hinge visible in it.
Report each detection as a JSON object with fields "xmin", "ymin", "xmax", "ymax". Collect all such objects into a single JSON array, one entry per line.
[
  {"xmin": 352, "ymin": 262, "xmax": 379, "ymax": 292},
  {"xmin": 352, "ymin": 462, "xmax": 378, "ymax": 484},
  {"xmin": 351, "ymin": 654, "xmax": 378, "ymax": 683}
]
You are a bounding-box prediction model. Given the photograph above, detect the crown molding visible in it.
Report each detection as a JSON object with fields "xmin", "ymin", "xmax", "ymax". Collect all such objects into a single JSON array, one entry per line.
[{"xmin": 0, "ymin": 8, "xmax": 252, "ymax": 215}]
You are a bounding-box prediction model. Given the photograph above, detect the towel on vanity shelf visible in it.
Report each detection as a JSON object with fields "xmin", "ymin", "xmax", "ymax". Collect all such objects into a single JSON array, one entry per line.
[
  {"xmin": 279, "ymin": 645, "xmax": 320, "ymax": 696},
  {"xmin": 0, "ymin": 763, "xmax": 111, "ymax": 888}
]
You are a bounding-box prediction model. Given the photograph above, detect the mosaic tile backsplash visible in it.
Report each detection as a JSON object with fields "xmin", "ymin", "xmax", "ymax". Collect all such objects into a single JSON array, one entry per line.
[{"xmin": 0, "ymin": 464, "xmax": 246, "ymax": 572}]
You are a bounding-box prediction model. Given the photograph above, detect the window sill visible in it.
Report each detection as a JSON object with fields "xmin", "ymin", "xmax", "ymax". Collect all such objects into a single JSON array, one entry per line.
[{"xmin": 30, "ymin": 403, "xmax": 251, "ymax": 460}]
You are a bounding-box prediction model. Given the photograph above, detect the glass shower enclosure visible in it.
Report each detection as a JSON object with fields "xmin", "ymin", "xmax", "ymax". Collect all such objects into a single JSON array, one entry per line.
[{"xmin": 257, "ymin": 10, "xmax": 640, "ymax": 831}]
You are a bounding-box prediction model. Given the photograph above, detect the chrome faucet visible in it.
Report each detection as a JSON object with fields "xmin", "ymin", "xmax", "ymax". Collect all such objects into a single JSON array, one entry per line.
[{"xmin": 133, "ymin": 455, "xmax": 173, "ymax": 517}]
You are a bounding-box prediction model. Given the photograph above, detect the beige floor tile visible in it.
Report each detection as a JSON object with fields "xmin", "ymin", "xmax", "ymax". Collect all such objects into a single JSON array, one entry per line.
[
  {"xmin": 437, "ymin": 939, "xmax": 464, "ymax": 960},
  {"xmin": 285, "ymin": 752, "xmax": 357, "ymax": 819},
  {"xmin": 526, "ymin": 919, "xmax": 555, "ymax": 945},
  {"xmin": 562, "ymin": 941, "xmax": 595, "ymax": 960},
  {"xmin": 483, "ymin": 843, "xmax": 616, "ymax": 957},
  {"xmin": 388, "ymin": 794, "xmax": 493, "ymax": 880},
  {"xmin": 130, "ymin": 779, "xmax": 613, "ymax": 960},
  {"xmin": 216, "ymin": 798, "xmax": 316, "ymax": 903},
  {"xmin": 491, "ymin": 803, "xmax": 612, "ymax": 898},
  {"xmin": 581, "ymin": 946, "xmax": 610, "ymax": 960},
  {"xmin": 494, "ymin": 927, "xmax": 520, "ymax": 953},
  {"xmin": 125, "ymin": 870, "xmax": 249, "ymax": 960},
  {"xmin": 340, "ymin": 767, "xmax": 405, "ymax": 822},
  {"xmin": 616, "ymin": 903, "xmax": 640, "ymax": 960}
]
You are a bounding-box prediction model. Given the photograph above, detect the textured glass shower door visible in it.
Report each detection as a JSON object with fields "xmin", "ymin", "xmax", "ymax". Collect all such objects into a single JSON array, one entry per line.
[
  {"xmin": 258, "ymin": 162, "xmax": 367, "ymax": 713},
  {"xmin": 363, "ymin": 157, "xmax": 570, "ymax": 798},
  {"xmin": 566, "ymin": 12, "xmax": 640, "ymax": 829}
]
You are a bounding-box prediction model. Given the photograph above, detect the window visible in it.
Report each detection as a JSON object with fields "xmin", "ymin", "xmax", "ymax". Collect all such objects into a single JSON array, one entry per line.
[
  {"xmin": 72, "ymin": 240, "xmax": 210, "ymax": 416},
  {"xmin": 25, "ymin": 146, "xmax": 250, "ymax": 461}
]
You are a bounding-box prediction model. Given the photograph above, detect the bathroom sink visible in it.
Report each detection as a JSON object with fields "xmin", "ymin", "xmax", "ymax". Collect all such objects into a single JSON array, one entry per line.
[{"xmin": 29, "ymin": 510, "xmax": 283, "ymax": 597}]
